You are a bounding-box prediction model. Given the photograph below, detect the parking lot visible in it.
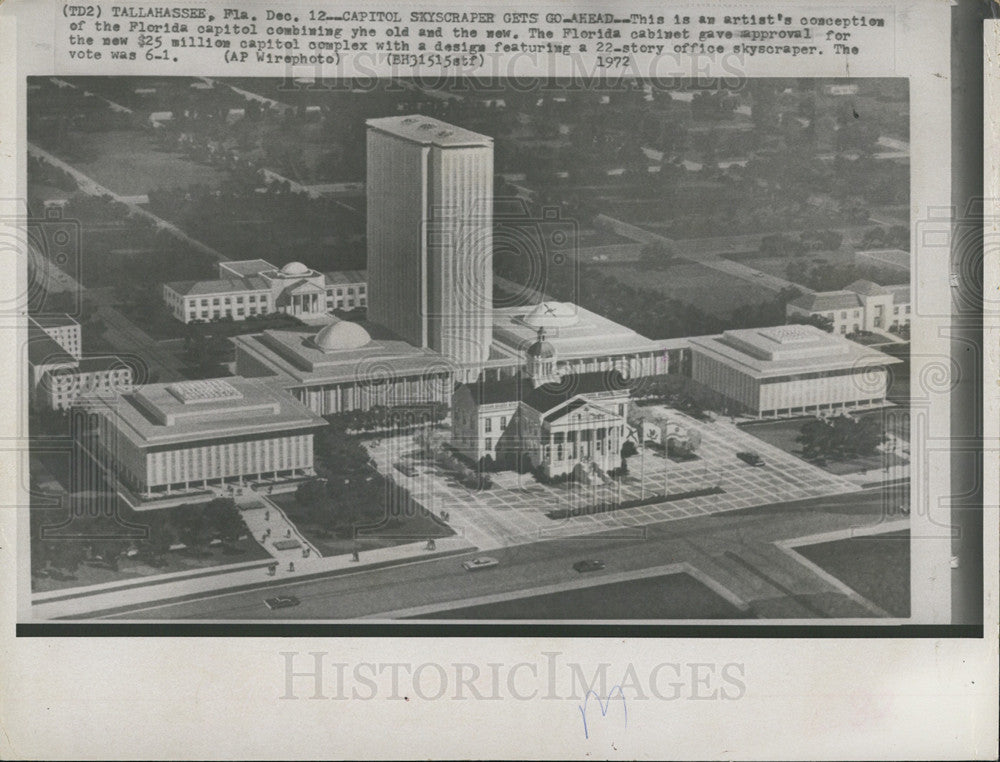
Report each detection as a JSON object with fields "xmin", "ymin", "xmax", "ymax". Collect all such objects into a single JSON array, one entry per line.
[{"xmin": 365, "ymin": 407, "xmax": 861, "ymax": 551}]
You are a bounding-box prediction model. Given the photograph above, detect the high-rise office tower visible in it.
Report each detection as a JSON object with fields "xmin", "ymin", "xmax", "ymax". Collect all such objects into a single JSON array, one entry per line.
[{"xmin": 366, "ymin": 116, "xmax": 493, "ymax": 377}]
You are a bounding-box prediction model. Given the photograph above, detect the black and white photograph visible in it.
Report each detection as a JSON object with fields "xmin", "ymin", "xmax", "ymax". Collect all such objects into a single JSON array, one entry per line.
[
  {"xmin": 2, "ymin": 0, "xmax": 996, "ymax": 759},
  {"xmin": 24, "ymin": 75, "xmax": 917, "ymax": 621}
]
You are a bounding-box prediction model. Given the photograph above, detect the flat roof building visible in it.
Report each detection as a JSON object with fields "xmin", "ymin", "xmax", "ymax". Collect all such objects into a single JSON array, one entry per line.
[
  {"xmin": 688, "ymin": 323, "xmax": 902, "ymax": 418},
  {"xmin": 163, "ymin": 260, "xmax": 367, "ymax": 324},
  {"xmin": 787, "ymin": 279, "xmax": 911, "ymax": 335},
  {"xmin": 85, "ymin": 377, "xmax": 326, "ymax": 505},
  {"xmin": 367, "ymin": 116, "xmax": 493, "ymax": 378},
  {"xmin": 491, "ymin": 301, "xmax": 676, "ymax": 379},
  {"xmin": 232, "ymin": 318, "xmax": 453, "ymax": 416}
]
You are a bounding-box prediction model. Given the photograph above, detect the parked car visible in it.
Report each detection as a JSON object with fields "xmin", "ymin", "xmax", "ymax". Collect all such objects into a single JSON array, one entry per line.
[
  {"xmin": 736, "ymin": 451, "xmax": 765, "ymax": 466},
  {"xmin": 264, "ymin": 595, "xmax": 301, "ymax": 610},
  {"xmin": 573, "ymin": 560, "xmax": 606, "ymax": 573},
  {"xmin": 462, "ymin": 556, "xmax": 500, "ymax": 571}
]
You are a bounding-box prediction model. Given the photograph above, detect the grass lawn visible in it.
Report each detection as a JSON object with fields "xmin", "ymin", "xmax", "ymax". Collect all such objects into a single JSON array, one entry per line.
[
  {"xmin": 412, "ymin": 572, "xmax": 753, "ymax": 620},
  {"xmin": 740, "ymin": 411, "xmax": 909, "ymax": 476},
  {"xmin": 31, "ymin": 536, "xmax": 270, "ymax": 593},
  {"xmin": 601, "ymin": 261, "xmax": 776, "ymax": 318},
  {"xmin": 54, "ymin": 129, "xmax": 229, "ymax": 196},
  {"xmin": 30, "ymin": 498, "xmax": 272, "ymax": 594},
  {"xmin": 794, "ymin": 530, "xmax": 910, "ymax": 616},
  {"xmin": 270, "ymin": 491, "xmax": 454, "ymax": 558}
]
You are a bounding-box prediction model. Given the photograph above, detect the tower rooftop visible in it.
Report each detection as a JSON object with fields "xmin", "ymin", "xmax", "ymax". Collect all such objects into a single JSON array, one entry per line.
[{"xmin": 366, "ymin": 115, "xmax": 493, "ymax": 148}]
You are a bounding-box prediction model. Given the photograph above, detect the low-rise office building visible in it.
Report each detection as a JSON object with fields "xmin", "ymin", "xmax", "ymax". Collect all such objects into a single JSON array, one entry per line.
[
  {"xmin": 163, "ymin": 259, "xmax": 367, "ymax": 324},
  {"xmin": 84, "ymin": 377, "xmax": 326, "ymax": 505},
  {"xmin": 232, "ymin": 319, "xmax": 453, "ymax": 415},
  {"xmin": 490, "ymin": 301, "xmax": 676, "ymax": 380},
  {"xmin": 786, "ymin": 280, "xmax": 911, "ymax": 335},
  {"xmin": 28, "ymin": 325, "xmax": 133, "ymax": 411},
  {"xmin": 688, "ymin": 324, "xmax": 902, "ymax": 418},
  {"xmin": 29, "ymin": 314, "xmax": 81, "ymax": 359}
]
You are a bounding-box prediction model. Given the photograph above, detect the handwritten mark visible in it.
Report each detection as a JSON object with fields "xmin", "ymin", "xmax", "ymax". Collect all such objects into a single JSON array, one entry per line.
[{"xmin": 578, "ymin": 686, "xmax": 628, "ymax": 740}]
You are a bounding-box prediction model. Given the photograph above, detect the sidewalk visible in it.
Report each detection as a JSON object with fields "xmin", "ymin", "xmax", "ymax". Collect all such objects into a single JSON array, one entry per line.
[{"xmin": 31, "ymin": 535, "xmax": 476, "ymax": 620}]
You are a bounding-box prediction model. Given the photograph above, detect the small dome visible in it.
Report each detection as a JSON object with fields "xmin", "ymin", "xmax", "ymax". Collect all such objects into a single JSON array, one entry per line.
[
  {"xmin": 313, "ymin": 320, "xmax": 370, "ymax": 352},
  {"xmin": 523, "ymin": 301, "xmax": 580, "ymax": 329},
  {"xmin": 280, "ymin": 261, "xmax": 311, "ymax": 276},
  {"xmin": 527, "ymin": 339, "xmax": 556, "ymax": 359}
]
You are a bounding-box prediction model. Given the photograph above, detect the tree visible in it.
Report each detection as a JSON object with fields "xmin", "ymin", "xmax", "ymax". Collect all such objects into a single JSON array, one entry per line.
[
  {"xmin": 295, "ymin": 479, "xmax": 327, "ymax": 507},
  {"xmin": 797, "ymin": 415, "xmax": 886, "ymax": 461},
  {"xmin": 787, "ymin": 313, "xmax": 835, "ymax": 332},
  {"xmin": 204, "ymin": 498, "xmax": 244, "ymax": 543}
]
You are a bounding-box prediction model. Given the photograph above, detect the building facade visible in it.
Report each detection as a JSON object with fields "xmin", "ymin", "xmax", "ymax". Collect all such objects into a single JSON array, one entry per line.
[
  {"xmin": 688, "ymin": 324, "xmax": 902, "ymax": 418},
  {"xmin": 84, "ymin": 377, "xmax": 326, "ymax": 505},
  {"xmin": 37, "ymin": 357, "xmax": 134, "ymax": 411},
  {"xmin": 163, "ymin": 259, "xmax": 367, "ymax": 324},
  {"xmin": 367, "ymin": 116, "xmax": 493, "ymax": 376},
  {"xmin": 232, "ymin": 319, "xmax": 453, "ymax": 416},
  {"xmin": 30, "ymin": 314, "xmax": 81, "ymax": 359},
  {"xmin": 452, "ymin": 371, "xmax": 631, "ymax": 479},
  {"xmin": 28, "ymin": 322, "xmax": 133, "ymax": 411},
  {"xmin": 786, "ymin": 280, "xmax": 911, "ymax": 335}
]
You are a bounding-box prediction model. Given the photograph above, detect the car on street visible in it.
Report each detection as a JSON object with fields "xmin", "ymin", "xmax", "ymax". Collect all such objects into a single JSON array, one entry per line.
[
  {"xmin": 462, "ymin": 556, "xmax": 500, "ymax": 571},
  {"xmin": 264, "ymin": 595, "xmax": 301, "ymax": 610},
  {"xmin": 736, "ymin": 451, "xmax": 765, "ymax": 466},
  {"xmin": 573, "ymin": 560, "xmax": 606, "ymax": 573}
]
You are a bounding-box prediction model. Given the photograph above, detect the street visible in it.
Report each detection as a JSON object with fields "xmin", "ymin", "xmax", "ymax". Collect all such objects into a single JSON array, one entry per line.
[{"xmin": 98, "ymin": 489, "xmax": 904, "ymax": 621}]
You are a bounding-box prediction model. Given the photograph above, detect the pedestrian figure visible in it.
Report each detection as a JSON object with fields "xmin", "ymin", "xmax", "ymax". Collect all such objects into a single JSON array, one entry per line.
[
  {"xmin": 302, "ymin": 548, "xmax": 310, "ymax": 558},
  {"xmin": 426, "ymin": 539, "xmax": 436, "ymax": 551},
  {"xmin": 265, "ymin": 510, "xmax": 270, "ymax": 521},
  {"xmin": 351, "ymin": 550, "xmax": 360, "ymax": 562},
  {"xmin": 288, "ymin": 562, "xmax": 295, "ymax": 572},
  {"xmin": 261, "ymin": 533, "xmax": 267, "ymax": 543},
  {"xmin": 285, "ymin": 528, "xmax": 291, "ymax": 538}
]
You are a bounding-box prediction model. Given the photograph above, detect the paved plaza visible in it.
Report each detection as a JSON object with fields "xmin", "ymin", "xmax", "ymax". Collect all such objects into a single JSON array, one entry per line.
[{"xmin": 364, "ymin": 408, "xmax": 863, "ymax": 551}]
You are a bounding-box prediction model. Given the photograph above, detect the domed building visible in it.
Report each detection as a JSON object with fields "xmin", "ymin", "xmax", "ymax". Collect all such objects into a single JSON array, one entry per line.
[
  {"xmin": 163, "ymin": 258, "xmax": 367, "ymax": 324},
  {"xmin": 311, "ymin": 319, "xmax": 372, "ymax": 352}
]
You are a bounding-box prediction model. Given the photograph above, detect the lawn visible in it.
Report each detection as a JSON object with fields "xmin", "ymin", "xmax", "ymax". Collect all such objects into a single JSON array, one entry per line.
[
  {"xmin": 412, "ymin": 572, "xmax": 753, "ymax": 620},
  {"xmin": 793, "ymin": 530, "xmax": 910, "ymax": 616},
  {"xmin": 601, "ymin": 262, "xmax": 777, "ymax": 318},
  {"xmin": 50, "ymin": 129, "xmax": 230, "ymax": 196},
  {"xmin": 740, "ymin": 411, "xmax": 909, "ymax": 476},
  {"xmin": 270, "ymin": 490, "xmax": 454, "ymax": 558},
  {"xmin": 30, "ymin": 500, "xmax": 271, "ymax": 594}
]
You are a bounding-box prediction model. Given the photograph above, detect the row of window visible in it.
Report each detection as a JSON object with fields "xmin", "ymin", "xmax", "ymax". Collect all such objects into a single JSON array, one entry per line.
[
  {"xmin": 819, "ymin": 305, "xmax": 911, "ymax": 322},
  {"xmin": 186, "ymin": 294, "xmax": 271, "ymax": 308}
]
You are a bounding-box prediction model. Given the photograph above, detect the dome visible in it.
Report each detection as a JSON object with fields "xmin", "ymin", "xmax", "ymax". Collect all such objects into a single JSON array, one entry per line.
[
  {"xmin": 280, "ymin": 261, "xmax": 311, "ymax": 276},
  {"xmin": 522, "ymin": 301, "xmax": 580, "ymax": 329},
  {"xmin": 526, "ymin": 338, "xmax": 556, "ymax": 359},
  {"xmin": 313, "ymin": 320, "xmax": 370, "ymax": 352}
]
